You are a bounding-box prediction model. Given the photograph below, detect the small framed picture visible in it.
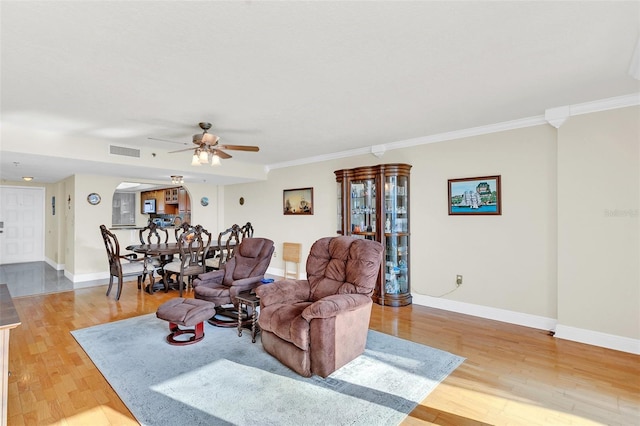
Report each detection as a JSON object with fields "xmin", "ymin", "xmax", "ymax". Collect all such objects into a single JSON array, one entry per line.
[
  {"xmin": 283, "ymin": 187, "xmax": 313, "ymax": 215},
  {"xmin": 448, "ymin": 175, "xmax": 501, "ymax": 215}
]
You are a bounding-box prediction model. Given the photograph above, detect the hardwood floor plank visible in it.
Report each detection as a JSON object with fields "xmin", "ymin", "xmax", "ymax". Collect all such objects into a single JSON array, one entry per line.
[{"xmin": 6, "ymin": 283, "xmax": 639, "ymax": 425}]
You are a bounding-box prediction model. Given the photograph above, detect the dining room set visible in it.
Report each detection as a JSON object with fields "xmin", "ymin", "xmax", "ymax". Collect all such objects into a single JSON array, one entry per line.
[{"xmin": 99, "ymin": 220, "xmax": 258, "ymax": 299}]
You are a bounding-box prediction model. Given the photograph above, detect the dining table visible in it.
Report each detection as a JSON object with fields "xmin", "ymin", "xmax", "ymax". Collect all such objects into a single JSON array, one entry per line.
[{"xmin": 125, "ymin": 242, "xmax": 230, "ymax": 294}]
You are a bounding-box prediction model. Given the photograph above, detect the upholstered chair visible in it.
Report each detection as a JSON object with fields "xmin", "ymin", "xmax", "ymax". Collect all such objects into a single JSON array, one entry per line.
[
  {"xmin": 256, "ymin": 236, "xmax": 384, "ymax": 378},
  {"xmin": 193, "ymin": 237, "xmax": 274, "ymax": 326},
  {"xmin": 163, "ymin": 225, "xmax": 211, "ymax": 297},
  {"xmin": 100, "ymin": 225, "xmax": 149, "ymax": 301},
  {"xmin": 138, "ymin": 220, "xmax": 170, "ymax": 291}
]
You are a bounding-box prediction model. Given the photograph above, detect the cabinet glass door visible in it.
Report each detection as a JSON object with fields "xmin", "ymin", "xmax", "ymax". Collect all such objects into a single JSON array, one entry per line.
[
  {"xmin": 383, "ymin": 175, "xmax": 409, "ymax": 295},
  {"xmin": 384, "ymin": 234, "xmax": 409, "ymax": 294},
  {"xmin": 350, "ymin": 178, "xmax": 376, "ymax": 239}
]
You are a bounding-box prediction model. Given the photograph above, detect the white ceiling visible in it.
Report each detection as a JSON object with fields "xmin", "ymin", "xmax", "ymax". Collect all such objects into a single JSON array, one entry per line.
[{"xmin": 1, "ymin": 1, "xmax": 639, "ymax": 184}]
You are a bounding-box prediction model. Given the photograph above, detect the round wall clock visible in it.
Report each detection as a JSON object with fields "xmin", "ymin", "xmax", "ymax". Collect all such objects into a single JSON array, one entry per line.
[
  {"xmin": 87, "ymin": 193, "xmax": 101, "ymax": 205},
  {"xmin": 200, "ymin": 197, "xmax": 209, "ymax": 207}
]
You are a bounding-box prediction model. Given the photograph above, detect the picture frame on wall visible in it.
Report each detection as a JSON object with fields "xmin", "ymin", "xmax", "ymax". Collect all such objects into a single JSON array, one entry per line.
[
  {"xmin": 448, "ymin": 175, "xmax": 501, "ymax": 215},
  {"xmin": 283, "ymin": 187, "xmax": 313, "ymax": 215}
]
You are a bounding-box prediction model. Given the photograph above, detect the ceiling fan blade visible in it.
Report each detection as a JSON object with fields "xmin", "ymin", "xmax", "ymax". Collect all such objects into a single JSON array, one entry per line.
[
  {"xmin": 218, "ymin": 144, "xmax": 259, "ymax": 152},
  {"xmin": 147, "ymin": 137, "xmax": 189, "ymax": 145},
  {"xmin": 168, "ymin": 147, "xmax": 197, "ymax": 154},
  {"xmin": 214, "ymin": 149, "xmax": 232, "ymax": 159}
]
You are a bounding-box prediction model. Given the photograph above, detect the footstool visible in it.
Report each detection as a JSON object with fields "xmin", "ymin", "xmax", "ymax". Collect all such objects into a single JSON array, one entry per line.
[{"xmin": 156, "ymin": 298, "xmax": 216, "ymax": 346}]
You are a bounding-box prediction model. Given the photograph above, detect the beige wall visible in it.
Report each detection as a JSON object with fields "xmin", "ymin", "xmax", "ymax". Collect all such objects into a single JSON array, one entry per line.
[
  {"xmin": 557, "ymin": 106, "xmax": 640, "ymax": 339},
  {"xmin": 225, "ymin": 124, "xmax": 558, "ymax": 319},
  {"xmin": 70, "ymin": 175, "xmax": 222, "ymax": 279}
]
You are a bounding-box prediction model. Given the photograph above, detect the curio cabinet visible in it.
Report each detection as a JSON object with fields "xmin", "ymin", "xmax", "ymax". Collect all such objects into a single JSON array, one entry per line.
[{"xmin": 335, "ymin": 163, "xmax": 411, "ymax": 306}]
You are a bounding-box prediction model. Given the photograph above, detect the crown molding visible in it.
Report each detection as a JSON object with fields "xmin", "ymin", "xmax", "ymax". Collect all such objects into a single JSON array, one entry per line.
[{"xmin": 267, "ymin": 93, "xmax": 640, "ymax": 171}]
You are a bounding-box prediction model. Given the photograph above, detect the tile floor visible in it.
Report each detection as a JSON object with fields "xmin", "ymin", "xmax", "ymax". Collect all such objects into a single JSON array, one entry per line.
[{"xmin": 0, "ymin": 262, "xmax": 75, "ymax": 297}]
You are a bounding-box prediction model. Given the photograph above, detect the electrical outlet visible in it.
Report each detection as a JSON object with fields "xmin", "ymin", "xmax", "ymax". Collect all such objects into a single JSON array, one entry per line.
[
  {"xmin": 273, "ymin": 251, "xmax": 277, "ymax": 258},
  {"xmin": 456, "ymin": 275, "xmax": 463, "ymax": 286}
]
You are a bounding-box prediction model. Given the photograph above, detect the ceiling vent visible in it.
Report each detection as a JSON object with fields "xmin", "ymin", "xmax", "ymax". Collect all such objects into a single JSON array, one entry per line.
[{"xmin": 109, "ymin": 145, "xmax": 140, "ymax": 158}]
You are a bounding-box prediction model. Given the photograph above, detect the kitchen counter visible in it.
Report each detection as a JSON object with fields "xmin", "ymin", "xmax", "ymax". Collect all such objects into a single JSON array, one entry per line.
[{"xmin": 109, "ymin": 225, "xmax": 176, "ymax": 231}]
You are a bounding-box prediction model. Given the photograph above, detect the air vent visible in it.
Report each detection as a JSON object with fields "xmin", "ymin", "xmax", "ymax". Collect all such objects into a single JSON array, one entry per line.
[{"xmin": 109, "ymin": 145, "xmax": 140, "ymax": 158}]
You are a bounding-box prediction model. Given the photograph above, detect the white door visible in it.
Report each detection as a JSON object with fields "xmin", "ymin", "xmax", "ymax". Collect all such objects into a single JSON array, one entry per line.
[{"xmin": 0, "ymin": 186, "xmax": 45, "ymax": 264}]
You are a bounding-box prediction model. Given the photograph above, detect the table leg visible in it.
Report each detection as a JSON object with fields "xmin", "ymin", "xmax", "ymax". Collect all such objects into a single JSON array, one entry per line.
[
  {"xmin": 251, "ymin": 305, "xmax": 258, "ymax": 343},
  {"xmin": 237, "ymin": 302, "xmax": 243, "ymax": 337}
]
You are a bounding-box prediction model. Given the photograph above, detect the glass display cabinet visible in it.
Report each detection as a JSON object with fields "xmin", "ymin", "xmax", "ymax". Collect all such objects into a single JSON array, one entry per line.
[{"xmin": 335, "ymin": 163, "xmax": 411, "ymax": 306}]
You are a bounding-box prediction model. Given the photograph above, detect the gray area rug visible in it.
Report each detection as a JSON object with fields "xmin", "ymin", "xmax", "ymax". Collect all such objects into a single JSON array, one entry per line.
[{"xmin": 72, "ymin": 313, "xmax": 464, "ymax": 426}]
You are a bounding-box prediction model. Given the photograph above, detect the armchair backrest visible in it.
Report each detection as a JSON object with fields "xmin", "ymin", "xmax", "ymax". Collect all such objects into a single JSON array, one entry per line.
[
  {"xmin": 224, "ymin": 237, "xmax": 274, "ymax": 282},
  {"xmin": 306, "ymin": 236, "xmax": 384, "ymax": 301},
  {"xmin": 139, "ymin": 220, "xmax": 169, "ymax": 244}
]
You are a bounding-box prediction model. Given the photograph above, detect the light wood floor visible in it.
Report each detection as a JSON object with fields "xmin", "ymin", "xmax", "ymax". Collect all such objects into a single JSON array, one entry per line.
[{"xmin": 7, "ymin": 282, "xmax": 639, "ymax": 425}]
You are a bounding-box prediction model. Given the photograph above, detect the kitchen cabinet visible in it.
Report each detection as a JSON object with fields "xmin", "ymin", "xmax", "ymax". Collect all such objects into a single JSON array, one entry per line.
[
  {"xmin": 335, "ymin": 163, "xmax": 411, "ymax": 306},
  {"xmin": 165, "ymin": 188, "xmax": 179, "ymax": 204}
]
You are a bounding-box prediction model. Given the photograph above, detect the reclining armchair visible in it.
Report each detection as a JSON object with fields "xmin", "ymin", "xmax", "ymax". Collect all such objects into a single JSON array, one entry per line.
[
  {"xmin": 193, "ymin": 237, "xmax": 274, "ymax": 326},
  {"xmin": 256, "ymin": 236, "xmax": 383, "ymax": 378}
]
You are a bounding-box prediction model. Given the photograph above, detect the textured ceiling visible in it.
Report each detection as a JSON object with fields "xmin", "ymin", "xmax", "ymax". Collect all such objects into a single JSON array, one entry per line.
[{"xmin": 1, "ymin": 1, "xmax": 639, "ymax": 184}]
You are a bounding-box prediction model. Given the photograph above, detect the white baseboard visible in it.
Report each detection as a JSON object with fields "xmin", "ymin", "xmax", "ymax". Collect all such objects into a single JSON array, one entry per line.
[
  {"xmin": 44, "ymin": 257, "xmax": 64, "ymax": 271},
  {"xmin": 412, "ymin": 293, "xmax": 557, "ymax": 331},
  {"xmin": 74, "ymin": 280, "xmax": 107, "ymax": 290},
  {"xmin": 412, "ymin": 293, "xmax": 640, "ymax": 355},
  {"xmin": 266, "ymin": 266, "xmax": 284, "ymax": 278},
  {"xmin": 66, "ymin": 271, "xmax": 109, "ymax": 283},
  {"xmin": 554, "ymin": 324, "xmax": 640, "ymax": 355}
]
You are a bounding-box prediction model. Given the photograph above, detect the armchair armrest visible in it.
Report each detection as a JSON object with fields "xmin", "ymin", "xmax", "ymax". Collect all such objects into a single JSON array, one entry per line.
[
  {"xmin": 255, "ymin": 279, "xmax": 311, "ymax": 307},
  {"xmin": 302, "ymin": 294, "xmax": 372, "ymax": 321},
  {"xmin": 193, "ymin": 269, "xmax": 224, "ymax": 288},
  {"xmin": 229, "ymin": 276, "xmax": 264, "ymax": 294}
]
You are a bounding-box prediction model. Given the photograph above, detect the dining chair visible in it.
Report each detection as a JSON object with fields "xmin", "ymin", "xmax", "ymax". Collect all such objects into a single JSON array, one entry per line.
[
  {"xmin": 163, "ymin": 225, "xmax": 212, "ymax": 297},
  {"xmin": 240, "ymin": 222, "xmax": 254, "ymax": 240},
  {"xmin": 100, "ymin": 224, "xmax": 150, "ymax": 301},
  {"xmin": 205, "ymin": 224, "xmax": 241, "ymax": 271},
  {"xmin": 138, "ymin": 220, "xmax": 170, "ymax": 291},
  {"xmin": 174, "ymin": 222, "xmax": 193, "ymax": 241}
]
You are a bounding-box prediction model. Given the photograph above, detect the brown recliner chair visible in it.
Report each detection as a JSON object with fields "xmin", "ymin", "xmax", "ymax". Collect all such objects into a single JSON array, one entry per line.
[
  {"xmin": 256, "ymin": 236, "xmax": 384, "ymax": 378},
  {"xmin": 193, "ymin": 237, "xmax": 274, "ymax": 326}
]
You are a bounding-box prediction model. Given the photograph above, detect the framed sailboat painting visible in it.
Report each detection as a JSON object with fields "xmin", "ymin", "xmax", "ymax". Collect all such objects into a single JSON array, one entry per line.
[{"xmin": 448, "ymin": 175, "xmax": 501, "ymax": 215}]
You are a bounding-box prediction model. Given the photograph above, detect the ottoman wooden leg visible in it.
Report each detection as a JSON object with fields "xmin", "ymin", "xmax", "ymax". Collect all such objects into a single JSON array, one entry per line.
[{"xmin": 166, "ymin": 321, "xmax": 205, "ymax": 346}]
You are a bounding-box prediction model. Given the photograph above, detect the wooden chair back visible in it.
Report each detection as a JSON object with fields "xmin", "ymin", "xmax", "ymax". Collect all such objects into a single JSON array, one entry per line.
[{"xmin": 139, "ymin": 221, "xmax": 169, "ymax": 244}]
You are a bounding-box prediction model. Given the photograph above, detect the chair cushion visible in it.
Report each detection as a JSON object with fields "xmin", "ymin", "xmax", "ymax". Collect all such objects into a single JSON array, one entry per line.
[
  {"xmin": 238, "ymin": 238, "xmax": 264, "ymax": 258},
  {"xmin": 163, "ymin": 260, "xmax": 182, "ymax": 272},
  {"xmin": 259, "ymin": 302, "xmax": 313, "ymax": 351},
  {"xmin": 121, "ymin": 261, "xmax": 145, "ymax": 275}
]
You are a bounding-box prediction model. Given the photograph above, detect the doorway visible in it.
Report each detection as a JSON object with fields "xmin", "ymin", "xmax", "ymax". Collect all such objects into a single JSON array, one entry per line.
[{"xmin": 0, "ymin": 186, "xmax": 45, "ymax": 264}]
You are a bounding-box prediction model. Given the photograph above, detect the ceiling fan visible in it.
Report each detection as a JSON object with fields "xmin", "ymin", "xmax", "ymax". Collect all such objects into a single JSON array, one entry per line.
[{"xmin": 155, "ymin": 122, "xmax": 259, "ymax": 166}]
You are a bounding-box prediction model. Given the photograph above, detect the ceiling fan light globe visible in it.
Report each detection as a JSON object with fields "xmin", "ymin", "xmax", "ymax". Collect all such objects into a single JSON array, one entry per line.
[
  {"xmin": 201, "ymin": 133, "xmax": 218, "ymax": 144},
  {"xmin": 191, "ymin": 153, "xmax": 201, "ymax": 166},
  {"xmin": 211, "ymin": 154, "xmax": 221, "ymax": 166},
  {"xmin": 198, "ymin": 150, "xmax": 209, "ymax": 163}
]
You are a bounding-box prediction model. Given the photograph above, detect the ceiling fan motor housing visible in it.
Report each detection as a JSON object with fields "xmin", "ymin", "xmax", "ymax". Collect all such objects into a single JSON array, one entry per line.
[{"xmin": 193, "ymin": 133, "xmax": 218, "ymax": 145}]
